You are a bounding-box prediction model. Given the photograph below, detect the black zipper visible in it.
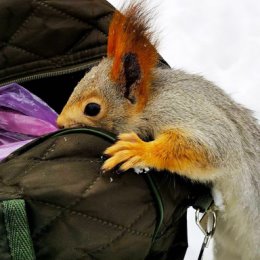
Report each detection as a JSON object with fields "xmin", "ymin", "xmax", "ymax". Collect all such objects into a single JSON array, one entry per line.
[
  {"xmin": 0, "ymin": 57, "xmax": 170, "ymax": 87},
  {"xmin": 0, "ymin": 59, "xmax": 100, "ymax": 86}
]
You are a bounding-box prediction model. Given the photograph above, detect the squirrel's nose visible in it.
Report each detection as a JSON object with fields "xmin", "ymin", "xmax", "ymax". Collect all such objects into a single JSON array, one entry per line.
[{"xmin": 56, "ymin": 115, "xmax": 65, "ymax": 129}]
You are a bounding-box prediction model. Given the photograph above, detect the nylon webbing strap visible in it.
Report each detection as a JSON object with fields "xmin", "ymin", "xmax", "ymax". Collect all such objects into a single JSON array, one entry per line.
[{"xmin": 2, "ymin": 199, "xmax": 35, "ymax": 260}]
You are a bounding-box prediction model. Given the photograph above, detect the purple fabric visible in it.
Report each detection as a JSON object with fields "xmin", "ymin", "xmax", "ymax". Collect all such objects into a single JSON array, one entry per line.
[
  {"xmin": 0, "ymin": 111, "xmax": 57, "ymax": 136},
  {"xmin": 0, "ymin": 83, "xmax": 58, "ymax": 160},
  {"xmin": 0, "ymin": 140, "xmax": 33, "ymax": 160},
  {"xmin": 0, "ymin": 83, "xmax": 57, "ymax": 125},
  {"xmin": 0, "ymin": 129, "xmax": 32, "ymax": 145}
]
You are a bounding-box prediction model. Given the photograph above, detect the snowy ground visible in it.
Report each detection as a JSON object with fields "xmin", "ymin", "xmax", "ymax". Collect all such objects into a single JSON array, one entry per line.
[{"xmin": 108, "ymin": 1, "xmax": 260, "ymax": 259}]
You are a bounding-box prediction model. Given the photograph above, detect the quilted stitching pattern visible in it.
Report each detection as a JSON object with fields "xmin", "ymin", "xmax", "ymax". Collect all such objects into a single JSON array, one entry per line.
[
  {"xmin": 27, "ymin": 136, "xmax": 154, "ymax": 234},
  {"xmin": 0, "ymin": 130, "xmax": 197, "ymax": 260},
  {"xmin": 0, "ymin": 133, "xmax": 158, "ymax": 259},
  {"xmin": 30, "ymin": 199, "xmax": 152, "ymax": 239},
  {"xmin": 0, "ymin": 0, "xmax": 114, "ymax": 83}
]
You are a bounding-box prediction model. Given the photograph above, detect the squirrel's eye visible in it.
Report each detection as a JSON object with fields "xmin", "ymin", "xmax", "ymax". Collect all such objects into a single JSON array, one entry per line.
[{"xmin": 84, "ymin": 103, "xmax": 101, "ymax": 117}]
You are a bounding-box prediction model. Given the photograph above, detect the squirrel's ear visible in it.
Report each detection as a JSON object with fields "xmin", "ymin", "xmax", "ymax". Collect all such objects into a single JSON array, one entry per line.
[
  {"xmin": 107, "ymin": 2, "xmax": 158, "ymax": 110},
  {"xmin": 122, "ymin": 52, "xmax": 141, "ymax": 103}
]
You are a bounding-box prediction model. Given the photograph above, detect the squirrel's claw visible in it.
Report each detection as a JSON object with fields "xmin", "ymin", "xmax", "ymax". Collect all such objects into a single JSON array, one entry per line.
[{"xmin": 102, "ymin": 132, "xmax": 148, "ymax": 172}]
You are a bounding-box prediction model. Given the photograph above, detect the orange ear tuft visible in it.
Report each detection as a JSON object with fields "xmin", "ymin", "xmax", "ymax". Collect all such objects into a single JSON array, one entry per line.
[{"xmin": 107, "ymin": 2, "xmax": 159, "ymax": 111}]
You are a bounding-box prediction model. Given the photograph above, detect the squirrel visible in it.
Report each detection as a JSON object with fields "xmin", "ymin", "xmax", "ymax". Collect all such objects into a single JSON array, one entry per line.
[{"xmin": 57, "ymin": 2, "xmax": 260, "ymax": 260}]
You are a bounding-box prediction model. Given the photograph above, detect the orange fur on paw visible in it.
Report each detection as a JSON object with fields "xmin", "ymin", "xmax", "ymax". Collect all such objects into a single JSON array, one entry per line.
[
  {"xmin": 102, "ymin": 132, "xmax": 149, "ymax": 172},
  {"xmin": 102, "ymin": 130, "xmax": 215, "ymax": 180},
  {"xmin": 147, "ymin": 130, "xmax": 215, "ymax": 179}
]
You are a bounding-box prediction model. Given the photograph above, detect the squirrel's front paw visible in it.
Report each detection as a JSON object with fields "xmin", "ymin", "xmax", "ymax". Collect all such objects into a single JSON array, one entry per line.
[{"xmin": 102, "ymin": 132, "xmax": 150, "ymax": 172}]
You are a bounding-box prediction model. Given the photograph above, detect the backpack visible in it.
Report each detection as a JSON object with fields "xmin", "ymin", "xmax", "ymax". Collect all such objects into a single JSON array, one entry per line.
[
  {"xmin": 0, "ymin": 127, "xmax": 210, "ymax": 260},
  {"xmin": 0, "ymin": 1, "xmax": 212, "ymax": 259}
]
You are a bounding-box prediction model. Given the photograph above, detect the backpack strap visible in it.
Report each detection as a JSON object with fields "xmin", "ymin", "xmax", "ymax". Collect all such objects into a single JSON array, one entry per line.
[{"xmin": 2, "ymin": 199, "xmax": 35, "ymax": 260}]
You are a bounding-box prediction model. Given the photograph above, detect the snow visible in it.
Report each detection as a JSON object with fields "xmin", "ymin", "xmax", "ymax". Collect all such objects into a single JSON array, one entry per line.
[{"xmin": 108, "ymin": 1, "xmax": 260, "ymax": 259}]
